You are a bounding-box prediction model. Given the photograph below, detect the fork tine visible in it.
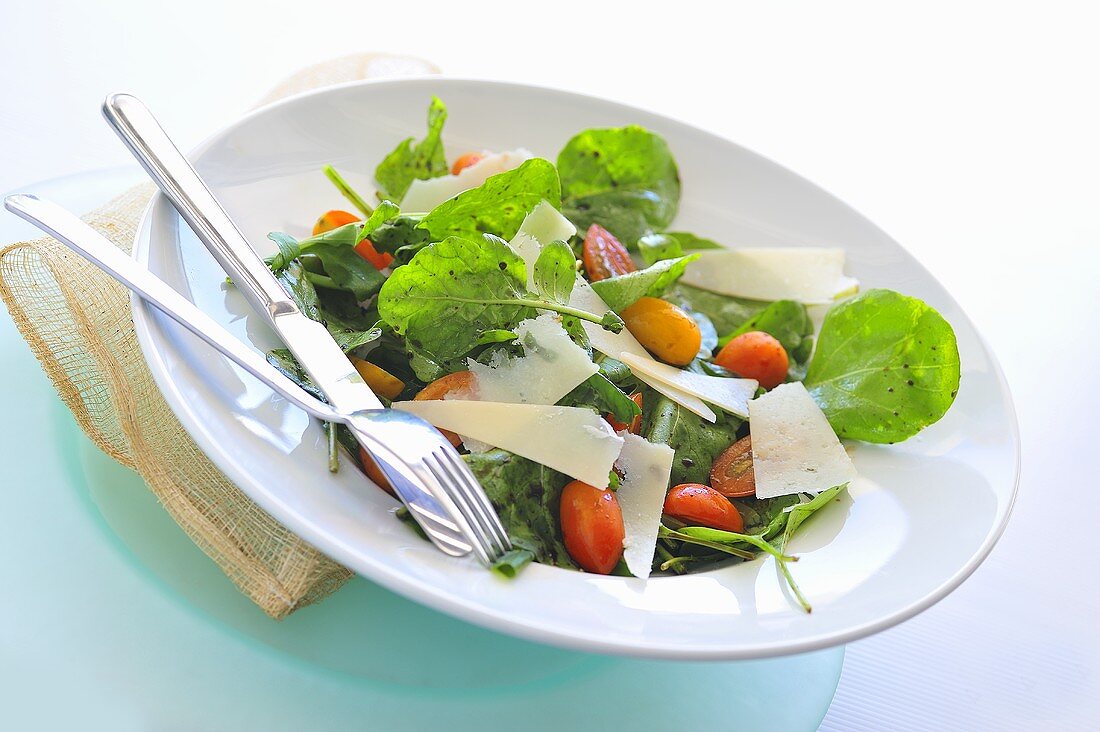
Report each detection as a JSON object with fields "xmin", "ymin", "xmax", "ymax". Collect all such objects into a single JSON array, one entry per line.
[
  {"xmin": 420, "ymin": 452, "xmax": 497, "ymax": 565},
  {"xmin": 432, "ymin": 448, "xmax": 510, "ymax": 559},
  {"xmin": 436, "ymin": 448, "xmax": 511, "ymax": 555}
]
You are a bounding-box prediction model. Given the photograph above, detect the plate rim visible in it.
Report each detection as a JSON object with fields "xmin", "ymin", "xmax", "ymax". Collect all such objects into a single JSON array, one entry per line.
[{"xmin": 129, "ymin": 76, "xmax": 1022, "ymax": 659}]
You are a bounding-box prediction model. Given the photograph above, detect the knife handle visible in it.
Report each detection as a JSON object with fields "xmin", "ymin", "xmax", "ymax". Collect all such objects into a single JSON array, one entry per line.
[{"xmin": 102, "ymin": 93, "xmax": 297, "ymax": 321}]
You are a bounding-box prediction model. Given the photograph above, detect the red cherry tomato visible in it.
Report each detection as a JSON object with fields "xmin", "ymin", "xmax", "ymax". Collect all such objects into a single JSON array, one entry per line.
[
  {"xmin": 714, "ymin": 331, "xmax": 789, "ymax": 389},
  {"xmin": 560, "ymin": 480, "xmax": 625, "ymax": 574},
  {"xmin": 582, "ymin": 223, "xmax": 636, "ymax": 281},
  {"xmin": 358, "ymin": 446, "xmax": 395, "ymax": 497},
  {"xmin": 663, "ymin": 483, "xmax": 744, "ymax": 532}
]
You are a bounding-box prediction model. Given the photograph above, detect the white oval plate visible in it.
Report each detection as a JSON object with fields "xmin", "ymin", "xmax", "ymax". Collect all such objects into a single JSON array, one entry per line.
[{"xmin": 132, "ymin": 78, "xmax": 1018, "ymax": 659}]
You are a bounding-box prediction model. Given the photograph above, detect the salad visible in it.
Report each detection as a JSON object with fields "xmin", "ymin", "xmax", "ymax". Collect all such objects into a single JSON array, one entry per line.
[{"xmin": 262, "ymin": 97, "xmax": 961, "ymax": 611}]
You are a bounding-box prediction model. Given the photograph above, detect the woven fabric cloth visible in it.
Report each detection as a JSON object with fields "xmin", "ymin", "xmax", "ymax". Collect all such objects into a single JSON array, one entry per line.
[{"xmin": 0, "ymin": 53, "xmax": 438, "ymax": 619}]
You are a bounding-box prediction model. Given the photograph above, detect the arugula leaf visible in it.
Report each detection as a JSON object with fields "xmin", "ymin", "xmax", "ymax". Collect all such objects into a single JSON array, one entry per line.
[
  {"xmin": 642, "ymin": 391, "xmax": 741, "ymax": 485},
  {"xmin": 377, "ymin": 234, "xmax": 620, "ymax": 376},
  {"xmin": 804, "ymin": 289, "xmax": 960, "ymax": 443},
  {"xmin": 476, "ymin": 329, "xmax": 518, "ymax": 345},
  {"xmin": 665, "ymin": 283, "xmax": 770, "ymax": 334},
  {"xmin": 531, "ymin": 240, "xmax": 577, "ymax": 304},
  {"xmin": 590, "ymin": 254, "xmax": 700, "ymax": 312},
  {"xmin": 274, "ymin": 262, "xmax": 382, "ymax": 350},
  {"xmin": 557, "ymin": 125, "xmax": 681, "ymax": 244},
  {"xmin": 369, "ymin": 215, "xmax": 431, "ymax": 265},
  {"xmin": 780, "ymin": 484, "xmax": 848, "ymax": 549},
  {"xmin": 374, "ymin": 96, "xmax": 448, "ymax": 200},
  {"xmin": 638, "ymin": 231, "xmax": 722, "ymax": 265},
  {"xmin": 266, "ymin": 224, "xmax": 392, "ymax": 301},
  {"xmin": 418, "ymin": 158, "xmax": 561, "ymax": 242},
  {"xmin": 719, "ymin": 299, "xmax": 814, "ymax": 380},
  {"xmin": 559, "ymin": 370, "xmax": 640, "ymax": 424},
  {"xmin": 463, "ymin": 449, "xmax": 575, "ymax": 568}
]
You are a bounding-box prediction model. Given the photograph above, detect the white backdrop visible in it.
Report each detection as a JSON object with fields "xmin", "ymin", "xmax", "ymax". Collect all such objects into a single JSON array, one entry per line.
[{"xmin": 2, "ymin": 1, "xmax": 1098, "ymax": 728}]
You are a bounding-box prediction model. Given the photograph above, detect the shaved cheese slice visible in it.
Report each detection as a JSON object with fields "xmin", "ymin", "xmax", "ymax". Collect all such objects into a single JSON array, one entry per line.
[
  {"xmin": 615, "ymin": 434, "xmax": 675, "ymax": 579},
  {"xmin": 680, "ymin": 248, "xmax": 859, "ymax": 304},
  {"xmin": 570, "ymin": 279, "xmax": 717, "ymax": 422},
  {"xmin": 467, "ymin": 314, "xmax": 597, "ymax": 404},
  {"xmin": 748, "ymin": 382, "xmax": 857, "ymax": 498},
  {"xmin": 392, "ymin": 400, "xmax": 624, "ymax": 487},
  {"xmin": 400, "ymin": 148, "xmax": 534, "ymax": 212},
  {"xmin": 617, "ymin": 352, "xmax": 757, "ymax": 419},
  {"xmin": 518, "ymin": 200, "xmax": 576, "ymax": 245}
]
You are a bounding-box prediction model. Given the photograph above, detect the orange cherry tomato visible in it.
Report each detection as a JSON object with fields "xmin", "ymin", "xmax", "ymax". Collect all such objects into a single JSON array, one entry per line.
[
  {"xmin": 582, "ymin": 224, "xmax": 636, "ymax": 281},
  {"xmin": 312, "ymin": 209, "xmax": 360, "ymax": 236},
  {"xmin": 354, "ymin": 238, "xmax": 394, "ymax": 270},
  {"xmin": 605, "ymin": 392, "xmax": 644, "ymax": 434},
  {"xmin": 714, "ymin": 331, "xmax": 789, "ymax": 389},
  {"xmin": 560, "ymin": 480, "xmax": 625, "ymax": 574},
  {"xmin": 710, "ymin": 435, "xmax": 756, "ymax": 498},
  {"xmin": 358, "ymin": 445, "xmax": 396, "ymax": 496},
  {"xmin": 413, "ymin": 371, "xmax": 478, "ymax": 447},
  {"xmin": 451, "ymin": 152, "xmax": 485, "ymax": 175},
  {"xmin": 663, "ymin": 484, "xmax": 744, "ymax": 532},
  {"xmin": 620, "ymin": 297, "xmax": 701, "ymax": 366}
]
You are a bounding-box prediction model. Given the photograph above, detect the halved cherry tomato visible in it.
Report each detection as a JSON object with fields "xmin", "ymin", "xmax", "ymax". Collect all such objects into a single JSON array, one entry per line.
[
  {"xmin": 714, "ymin": 331, "xmax": 789, "ymax": 389},
  {"xmin": 451, "ymin": 152, "xmax": 485, "ymax": 175},
  {"xmin": 663, "ymin": 483, "xmax": 744, "ymax": 532},
  {"xmin": 582, "ymin": 224, "xmax": 636, "ymax": 281},
  {"xmin": 560, "ymin": 480, "xmax": 625, "ymax": 574},
  {"xmin": 620, "ymin": 297, "xmax": 701, "ymax": 366},
  {"xmin": 413, "ymin": 371, "xmax": 478, "ymax": 447},
  {"xmin": 605, "ymin": 392, "xmax": 644, "ymax": 434},
  {"xmin": 354, "ymin": 238, "xmax": 394, "ymax": 270},
  {"xmin": 710, "ymin": 435, "xmax": 756, "ymax": 498},
  {"xmin": 358, "ymin": 445, "xmax": 395, "ymax": 496},
  {"xmin": 312, "ymin": 209, "xmax": 360, "ymax": 236}
]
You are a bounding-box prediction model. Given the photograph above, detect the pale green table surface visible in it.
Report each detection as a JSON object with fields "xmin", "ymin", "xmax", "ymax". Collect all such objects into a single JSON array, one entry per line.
[{"xmin": 0, "ymin": 171, "xmax": 843, "ymax": 731}]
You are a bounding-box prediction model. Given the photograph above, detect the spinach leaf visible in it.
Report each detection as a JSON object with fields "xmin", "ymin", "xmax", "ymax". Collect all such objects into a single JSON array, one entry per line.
[
  {"xmin": 590, "ymin": 254, "xmax": 699, "ymax": 312},
  {"xmin": 804, "ymin": 289, "xmax": 960, "ymax": 443},
  {"xmin": 266, "ymin": 348, "xmax": 325, "ymax": 401},
  {"xmin": 720, "ymin": 299, "xmax": 815, "ymax": 380},
  {"xmin": 377, "ymin": 234, "xmax": 621, "ymax": 377},
  {"xmin": 531, "ymin": 240, "xmax": 577, "ymax": 304},
  {"xmin": 463, "ymin": 449, "xmax": 575, "ymax": 568},
  {"xmin": 642, "ymin": 391, "xmax": 741, "ymax": 485},
  {"xmin": 665, "ymin": 283, "xmax": 770, "ymax": 335},
  {"xmin": 557, "ymin": 125, "xmax": 680, "ymax": 244},
  {"xmin": 418, "ymin": 158, "xmax": 561, "ymax": 242},
  {"xmin": 733, "ymin": 495, "xmax": 803, "ymax": 539},
  {"xmin": 374, "ymin": 96, "xmax": 448, "ymax": 200},
  {"xmin": 638, "ymin": 231, "xmax": 722, "ymax": 265},
  {"xmin": 369, "ymin": 215, "xmax": 431, "ymax": 263}
]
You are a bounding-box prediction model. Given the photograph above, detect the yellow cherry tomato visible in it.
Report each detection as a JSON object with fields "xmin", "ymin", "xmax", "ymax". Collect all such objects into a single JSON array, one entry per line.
[
  {"xmin": 620, "ymin": 297, "xmax": 701, "ymax": 366},
  {"xmin": 350, "ymin": 357, "xmax": 405, "ymax": 400}
]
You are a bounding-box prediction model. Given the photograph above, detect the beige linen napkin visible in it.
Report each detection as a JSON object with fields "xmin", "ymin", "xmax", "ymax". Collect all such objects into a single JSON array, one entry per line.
[{"xmin": 0, "ymin": 53, "xmax": 439, "ymax": 619}]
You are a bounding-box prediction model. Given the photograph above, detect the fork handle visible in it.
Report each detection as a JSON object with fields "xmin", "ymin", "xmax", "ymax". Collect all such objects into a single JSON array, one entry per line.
[{"xmin": 102, "ymin": 93, "xmax": 297, "ymax": 321}]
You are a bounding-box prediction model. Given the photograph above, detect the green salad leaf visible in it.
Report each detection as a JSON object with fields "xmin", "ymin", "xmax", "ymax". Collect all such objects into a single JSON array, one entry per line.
[
  {"xmin": 643, "ymin": 391, "xmax": 741, "ymax": 485},
  {"xmin": 377, "ymin": 234, "xmax": 620, "ymax": 378},
  {"xmin": 374, "ymin": 96, "xmax": 449, "ymax": 200},
  {"xmin": 665, "ymin": 283, "xmax": 770, "ymax": 335},
  {"xmin": 418, "ymin": 158, "xmax": 561, "ymax": 242},
  {"xmin": 560, "ymin": 369, "xmax": 640, "ymax": 424},
  {"xmin": 557, "ymin": 125, "xmax": 680, "ymax": 244},
  {"xmin": 720, "ymin": 299, "xmax": 815, "ymax": 380},
  {"xmin": 804, "ymin": 289, "xmax": 960, "ymax": 443},
  {"xmin": 266, "ymin": 226, "xmax": 389, "ymax": 302},
  {"xmin": 274, "ymin": 261, "xmax": 382, "ymax": 351},
  {"xmin": 531, "ymin": 240, "xmax": 577, "ymax": 304},
  {"xmin": 638, "ymin": 231, "xmax": 722, "ymax": 265},
  {"xmin": 590, "ymin": 254, "xmax": 700, "ymax": 312},
  {"xmin": 463, "ymin": 449, "xmax": 575, "ymax": 569},
  {"xmin": 780, "ymin": 484, "xmax": 848, "ymax": 549}
]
